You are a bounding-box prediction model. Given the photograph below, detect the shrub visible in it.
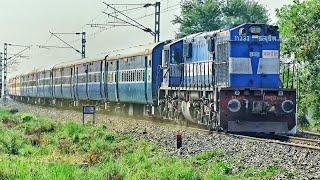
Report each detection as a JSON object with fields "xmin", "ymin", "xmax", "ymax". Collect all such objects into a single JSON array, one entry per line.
[
  {"xmin": 9, "ymin": 109, "xmax": 19, "ymax": 114},
  {"xmin": 0, "ymin": 136, "xmax": 25, "ymax": 155},
  {"xmin": 104, "ymin": 134, "xmax": 115, "ymax": 143},
  {"xmin": 20, "ymin": 114, "xmax": 34, "ymax": 123},
  {"xmin": 64, "ymin": 122, "xmax": 85, "ymax": 137},
  {"xmin": 314, "ymin": 121, "xmax": 320, "ymax": 127},
  {"xmin": 22, "ymin": 117, "xmax": 55, "ymax": 135},
  {"xmin": 28, "ymin": 134, "xmax": 42, "ymax": 146},
  {"xmin": 57, "ymin": 137, "xmax": 74, "ymax": 154},
  {"xmin": 1, "ymin": 117, "xmax": 20, "ymax": 128}
]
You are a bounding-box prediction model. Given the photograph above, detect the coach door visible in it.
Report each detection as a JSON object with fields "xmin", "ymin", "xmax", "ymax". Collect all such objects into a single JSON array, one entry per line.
[
  {"xmin": 115, "ymin": 60, "xmax": 119, "ymax": 102},
  {"xmin": 162, "ymin": 47, "xmax": 169, "ymax": 87},
  {"xmin": 70, "ymin": 67, "xmax": 74, "ymax": 100},
  {"xmin": 104, "ymin": 61, "xmax": 109, "ymax": 101},
  {"xmin": 99, "ymin": 61, "xmax": 104, "ymax": 99}
]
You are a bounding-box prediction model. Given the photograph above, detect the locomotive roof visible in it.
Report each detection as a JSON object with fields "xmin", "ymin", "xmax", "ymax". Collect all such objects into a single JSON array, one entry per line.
[
  {"xmin": 164, "ymin": 32, "xmax": 203, "ymax": 47},
  {"xmin": 52, "ymin": 42, "xmax": 163, "ymax": 69},
  {"xmin": 165, "ymin": 30, "xmax": 222, "ymax": 47}
]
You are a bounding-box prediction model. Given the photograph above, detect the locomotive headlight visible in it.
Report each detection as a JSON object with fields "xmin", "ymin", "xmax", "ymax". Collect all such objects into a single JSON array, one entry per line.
[
  {"xmin": 281, "ymin": 100, "xmax": 294, "ymax": 113},
  {"xmin": 249, "ymin": 26, "xmax": 262, "ymax": 35},
  {"xmin": 228, "ymin": 99, "xmax": 241, "ymax": 113}
]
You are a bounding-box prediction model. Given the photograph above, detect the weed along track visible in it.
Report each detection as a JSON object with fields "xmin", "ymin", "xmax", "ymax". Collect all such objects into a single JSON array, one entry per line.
[
  {"xmin": 0, "ymin": 100, "xmax": 320, "ymax": 179},
  {"xmin": 0, "ymin": 103, "xmax": 287, "ymax": 179}
]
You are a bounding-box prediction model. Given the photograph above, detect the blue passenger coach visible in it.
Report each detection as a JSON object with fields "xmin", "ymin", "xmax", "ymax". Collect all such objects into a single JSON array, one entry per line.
[{"xmin": 12, "ymin": 43, "xmax": 165, "ymax": 112}]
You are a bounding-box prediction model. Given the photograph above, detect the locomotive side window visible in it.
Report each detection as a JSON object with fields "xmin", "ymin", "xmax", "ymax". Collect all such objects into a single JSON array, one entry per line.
[
  {"xmin": 208, "ymin": 38, "xmax": 215, "ymax": 52},
  {"xmin": 188, "ymin": 43, "xmax": 193, "ymax": 58},
  {"xmin": 173, "ymin": 50, "xmax": 182, "ymax": 63},
  {"xmin": 163, "ymin": 49, "xmax": 169, "ymax": 67}
]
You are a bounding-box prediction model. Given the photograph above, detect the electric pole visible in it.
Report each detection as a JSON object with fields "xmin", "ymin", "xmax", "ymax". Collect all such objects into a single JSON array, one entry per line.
[
  {"xmin": 2, "ymin": 43, "xmax": 31, "ymax": 104},
  {"xmin": 154, "ymin": 2, "xmax": 160, "ymax": 42},
  {"xmin": 3, "ymin": 43, "xmax": 7, "ymax": 104},
  {"xmin": 0, "ymin": 52, "xmax": 2, "ymax": 98},
  {"xmin": 81, "ymin": 32, "xmax": 86, "ymax": 58}
]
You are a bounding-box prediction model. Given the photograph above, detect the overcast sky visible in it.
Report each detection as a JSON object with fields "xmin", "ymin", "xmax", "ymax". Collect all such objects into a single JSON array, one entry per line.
[{"xmin": 0, "ymin": 0, "xmax": 292, "ymax": 77}]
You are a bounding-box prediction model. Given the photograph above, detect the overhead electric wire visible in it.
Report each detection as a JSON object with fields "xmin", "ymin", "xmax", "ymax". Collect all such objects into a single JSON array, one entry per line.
[
  {"xmin": 134, "ymin": 3, "xmax": 180, "ymax": 20},
  {"xmin": 68, "ymin": 1, "xmax": 181, "ymax": 47},
  {"xmin": 49, "ymin": 31, "xmax": 81, "ymax": 54},
  {"xmin": 110, "ymin": 6, "xmax": 145, "ymax": 14},
  {"xmin": 103, "ymin": 2, "xmax": 153, "ymax": 33},
  {"xmin": 83, "ymin": 2, "xmax": 180, "ymax": 41},
  {"xmin": 103, "ymin": 3, "xmax": 147, "ymax": 6},
  {"xmin": 102, "ymin": 11, "xmax": 154, "ymax": 35},
  {"xmin": 7, "ymin": 46, "xmax": 31, "ymax": 60},
  {"xmin": 37, "ymin": 45, "xmax": 73, "ymax": 49}
]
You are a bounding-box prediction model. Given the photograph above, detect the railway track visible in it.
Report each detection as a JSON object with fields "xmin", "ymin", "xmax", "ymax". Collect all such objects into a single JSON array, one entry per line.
[{"xmin": 185, "ymin": 126, "xmax": 320, "ymax": 151}]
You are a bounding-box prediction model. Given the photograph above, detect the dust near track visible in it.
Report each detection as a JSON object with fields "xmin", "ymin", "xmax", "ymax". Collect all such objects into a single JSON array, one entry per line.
[{"xmin": 3, "ymin": 100, "xmax": 320, "ymax": 179}]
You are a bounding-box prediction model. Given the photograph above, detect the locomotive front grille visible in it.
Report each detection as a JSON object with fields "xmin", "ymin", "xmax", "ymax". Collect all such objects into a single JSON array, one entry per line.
[{"xmin": 252, "ymin": 101, "xmax": 274, "ymax": 114}]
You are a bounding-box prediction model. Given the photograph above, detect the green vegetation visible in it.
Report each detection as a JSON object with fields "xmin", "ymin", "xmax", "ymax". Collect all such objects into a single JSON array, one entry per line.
[
  {"xmin": 0, "ymin": 109, "xmax": 280, "ymax": 179},
  {"xmin": 173, "ymin": 0, "xmax": 269, "ymax": 37},
  {"xmin": 277, "ymin": 0, "xmax": 320, "ymax": 123}
]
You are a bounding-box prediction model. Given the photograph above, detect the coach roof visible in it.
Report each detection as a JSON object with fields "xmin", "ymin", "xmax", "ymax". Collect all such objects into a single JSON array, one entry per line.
[{"xmin": 52, "ymin": 42, "xmax": 162, "ymax": 69}]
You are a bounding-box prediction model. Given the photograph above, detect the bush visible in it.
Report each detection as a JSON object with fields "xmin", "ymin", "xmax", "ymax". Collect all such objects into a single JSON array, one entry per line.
[
  {"xmin": 298, "ymin": 115, "xmax": 310, "ymax": 128},
  {"xmin": 20, "ymin": 114, "xmax": 34, "ymax": 123},
  {"xmin": 22, "ymin": 118, "xmax": 55, "ymax": 135},
  {"xmin": 1, "ymin": 117, "xmax": 20, "ymax": 128},
  {"xmin": 9, "ymin": 109, "xmax": 19, "ymax": 114},
  {"xmin": 0, "ymin": 136, "xmax": 25, "ymax": 155},
  {"xmin": 64, "ymin": 122, "xmax": 85, "ymax": 137}
]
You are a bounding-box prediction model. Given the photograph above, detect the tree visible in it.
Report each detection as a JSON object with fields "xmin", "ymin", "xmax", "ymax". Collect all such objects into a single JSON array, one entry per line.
[
  {"xmin": 276, "ymin": 0, "xmax": 320, "ymax": 120},
  {"xmin": 173, "ymin": 0, "xmax": 269, "ymax": 37}
]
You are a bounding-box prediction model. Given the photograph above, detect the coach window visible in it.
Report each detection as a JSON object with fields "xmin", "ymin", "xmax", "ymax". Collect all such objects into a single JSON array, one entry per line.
[
  {"xmin": 128, "ymin": 71, "xmax": 131, "ymax": 82},
  {"xmin": 127, "ymin": 71, "xmax": 130, "ymax": 82},
  {"xmin": 142, "ymin": 71, "xmax": 145, "ymax": 81},
  {"xmin": 64, "ymin": 77, "xmax": 68, "ymax": 84},
  {"xmin": 132, "ymin": 71, "xmax": 135, "ymax": 82},
  {"xmin": 126, "ymin": 72, "xmax": 128, "ymax": 82},
  {"xmin": 92, "ymin": 74, "xmax": 95, "ymax": 82},
  {"xmin": 141, "ymin": 70, "xmax": 144, "ymax": 81},
  {"xmin": 131, "ymin": 71, "xmax": 133, "ymax": 82},
  {"xmin": 132, "ymin": 71, "xmax": 134, "ymax": 82},
  {"xmin": 126, "ymin": 71, "xmax": 129, "ymax": 82},
  {"xmin": 96, "ymin": 73, "xmax": 99, "ymax": 82},
  {"xmin": 137, "ymin": 71, "xmax": 140, "ymax": 82}
]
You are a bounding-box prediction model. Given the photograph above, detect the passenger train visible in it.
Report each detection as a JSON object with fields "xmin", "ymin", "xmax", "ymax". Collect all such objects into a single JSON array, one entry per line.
[{"xmin": 9, "ymin": 23, "xmax": 297, "ymax": 134}]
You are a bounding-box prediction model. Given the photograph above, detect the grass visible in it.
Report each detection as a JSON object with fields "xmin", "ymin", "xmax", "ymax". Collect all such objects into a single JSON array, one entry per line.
[
  {"xmin": 298, "ymin": 117, "xmax": 320, "ymax": 134},
  {"xmin": 0, "ymin": 109, "xmax": 282, "ymax": 179}
]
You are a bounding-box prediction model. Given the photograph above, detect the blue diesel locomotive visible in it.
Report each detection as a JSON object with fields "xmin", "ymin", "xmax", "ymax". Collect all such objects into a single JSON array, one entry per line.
[{"xmin": 9, "ymin": 23, "xmax": 297, "ymax": 134}]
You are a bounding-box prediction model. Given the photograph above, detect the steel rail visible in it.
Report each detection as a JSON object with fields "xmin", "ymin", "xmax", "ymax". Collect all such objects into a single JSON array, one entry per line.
[{"xmin": 185, "ymin": 127, "xmax": 320, "ymax": 151}]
